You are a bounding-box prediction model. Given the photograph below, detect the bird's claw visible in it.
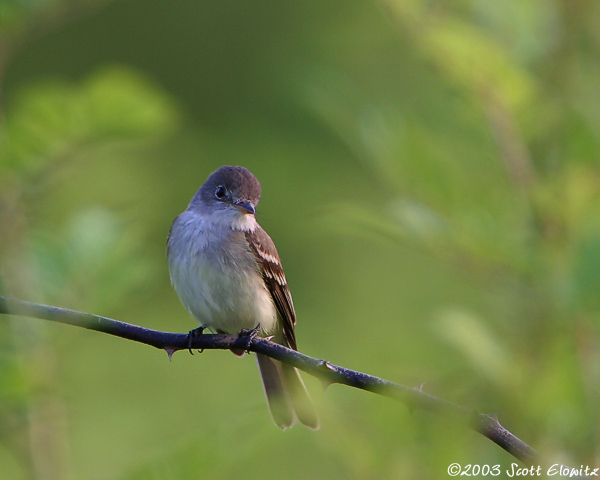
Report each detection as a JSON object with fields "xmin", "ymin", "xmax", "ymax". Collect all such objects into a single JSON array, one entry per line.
[
  {"xmin": 239, "ymin": 324, "xmax": 260, "ymax": 352},
  {"xmin": 186, "ymin": 326, "xmax": 206, "ymax": 354}
]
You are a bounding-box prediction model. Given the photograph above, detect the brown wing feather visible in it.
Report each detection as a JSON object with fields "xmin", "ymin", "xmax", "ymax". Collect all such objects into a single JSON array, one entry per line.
[{"xmin": 245, "ymin": 228, "xmax": 297, "ymax": 350}]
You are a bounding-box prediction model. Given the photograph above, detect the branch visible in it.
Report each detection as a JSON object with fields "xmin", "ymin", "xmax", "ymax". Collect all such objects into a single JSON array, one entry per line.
[{"xmin": 0, "ymin": 297, "xmax": 550, "ymax": 468}]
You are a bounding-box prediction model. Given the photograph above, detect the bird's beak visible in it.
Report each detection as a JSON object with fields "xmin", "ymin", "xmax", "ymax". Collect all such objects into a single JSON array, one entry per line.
[{"xmin": 234, "ymin": 201, "xmax": 255, "ymax": 215}]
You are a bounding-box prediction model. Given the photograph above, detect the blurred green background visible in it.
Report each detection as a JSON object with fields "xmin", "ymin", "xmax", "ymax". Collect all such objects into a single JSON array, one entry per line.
[{"xmin": 2, "ymin": 0, "xmax": 600, "ymax": 478}]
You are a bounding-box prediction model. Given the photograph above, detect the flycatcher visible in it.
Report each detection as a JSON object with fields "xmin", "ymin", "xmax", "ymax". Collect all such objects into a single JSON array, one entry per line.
[{"xmin": 167, "ymin": 165, "xmax": 319, "ymax": 430}]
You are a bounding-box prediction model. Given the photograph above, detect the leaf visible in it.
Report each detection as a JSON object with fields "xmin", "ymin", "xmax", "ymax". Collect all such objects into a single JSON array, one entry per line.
[{"xmin": 0, "ymin": 66, "xmax": 180, "ymax": 175}]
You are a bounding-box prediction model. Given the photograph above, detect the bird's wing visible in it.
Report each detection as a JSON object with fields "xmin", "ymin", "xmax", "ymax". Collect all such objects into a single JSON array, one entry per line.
[{"xmin": 245, "ymin": 227, "xmax": 297, "ymax": 350}]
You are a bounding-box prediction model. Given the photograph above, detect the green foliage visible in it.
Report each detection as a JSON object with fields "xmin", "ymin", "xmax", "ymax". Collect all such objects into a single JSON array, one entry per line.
[
  {"xmin": 1, "ymin": 66, "xmax": 179, "ymax": 175},
  {"xmin": 29, "ymin": 207, "xmax": 155, "ymax": 309}
]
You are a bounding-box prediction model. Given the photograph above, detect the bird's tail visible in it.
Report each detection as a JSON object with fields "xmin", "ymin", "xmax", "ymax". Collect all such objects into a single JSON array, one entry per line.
[{"xmin": 256, "ymin": 353, "xmax": 320, "ymax": 430}]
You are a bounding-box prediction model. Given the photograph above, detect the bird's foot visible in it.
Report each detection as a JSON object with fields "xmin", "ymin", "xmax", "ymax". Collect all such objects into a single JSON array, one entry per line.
[
  {"xmin": 239, "ymin": 324, "xmax": 260, "ymax": 352},
  {"xmin": 186, "ymin": 326, "xmax": 206, "ymax": 355}
]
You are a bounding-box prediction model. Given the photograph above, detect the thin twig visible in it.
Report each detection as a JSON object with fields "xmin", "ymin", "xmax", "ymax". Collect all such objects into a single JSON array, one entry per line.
[{"xmin": 0, "ymin": 296, "xmax": 561, "ymax": 470}]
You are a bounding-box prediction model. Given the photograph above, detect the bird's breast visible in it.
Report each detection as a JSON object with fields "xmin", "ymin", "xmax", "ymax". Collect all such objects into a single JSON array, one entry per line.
[{"xmin": 167, "ymin": 212, "xmax": 277, "ymax": 334}]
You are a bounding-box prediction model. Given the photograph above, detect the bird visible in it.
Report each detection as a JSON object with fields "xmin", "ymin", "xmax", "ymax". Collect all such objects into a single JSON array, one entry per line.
[{"xmin": 167, "ymin": 165, "xmax": 319, "ymax": 430}]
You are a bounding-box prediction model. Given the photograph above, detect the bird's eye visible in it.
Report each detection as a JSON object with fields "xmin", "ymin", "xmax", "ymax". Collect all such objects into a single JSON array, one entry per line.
[{"xmin": 215, "ymin": 186, "xmax": 227, "ymax": 199}]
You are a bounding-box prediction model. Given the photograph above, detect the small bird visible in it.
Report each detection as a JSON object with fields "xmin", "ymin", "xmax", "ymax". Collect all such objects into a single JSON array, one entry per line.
[{"xmin": 167, "ymin": 165, "xmax": 319, "ymax": 429}]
